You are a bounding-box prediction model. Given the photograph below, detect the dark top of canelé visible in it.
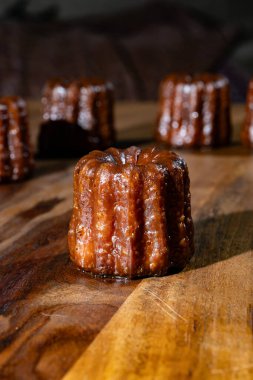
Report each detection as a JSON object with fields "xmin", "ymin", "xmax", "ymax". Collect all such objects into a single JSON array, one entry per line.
[
  {"xmin": 43, "ymin": 78, "xmax": 113, "ymax": 96},
  {"xmin": 160, "ymin": 73, "xmax": 229, "ymax": 88},
  {"xmin": 74, "ymin": 146, "xmax": 187, "ymax": 177}
]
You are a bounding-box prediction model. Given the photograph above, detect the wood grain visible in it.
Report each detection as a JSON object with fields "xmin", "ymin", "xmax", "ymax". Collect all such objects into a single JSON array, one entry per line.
[
  {"xmin": 1, "ymin": 101, "xmax": 253, "ymax": 380},
  {"xmin": 0, "ymin": 159, "xmax": 139, "ymax": 380},
  {"xmin": 63, "ymin": 145, "xmax": 253, "ymax": 380},
  {"xmin": 64, "ymin": 251, "xmax": 253, "ymax": 380}
]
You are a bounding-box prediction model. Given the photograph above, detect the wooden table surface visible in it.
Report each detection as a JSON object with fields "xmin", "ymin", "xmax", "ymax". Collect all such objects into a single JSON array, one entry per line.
[{"xmin": 0, "ymin": 102, "xmax": 252, "ymax": 380}]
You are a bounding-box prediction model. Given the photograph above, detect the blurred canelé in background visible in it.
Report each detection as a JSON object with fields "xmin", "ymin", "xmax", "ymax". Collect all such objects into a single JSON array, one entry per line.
[
  {"xmin": 155, "ymin": 74, "xmax": 231, "ymax": 149},
  {"xmin": 0, "ymin": 96, "xmax": 33, "ymax": 182},
  {"xmin": 38, "ymin": 78, "xmax": 115, "ymax": 158},
  {"xmin": 241, "ymin": 78, "xmax": 253, "ymax": 148},
  {"xmin": 0, "ymin": 0, "xmax": 252, "ymax": 156}
]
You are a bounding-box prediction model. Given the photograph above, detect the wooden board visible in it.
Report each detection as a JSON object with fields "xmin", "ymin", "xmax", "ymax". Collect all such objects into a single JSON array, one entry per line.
[{"xmin": 0, "ymin": 102, "xmax": 253, "ymax": 380}]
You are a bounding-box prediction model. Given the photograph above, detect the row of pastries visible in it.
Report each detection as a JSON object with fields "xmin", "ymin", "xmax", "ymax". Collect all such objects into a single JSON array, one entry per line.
[
  {"xmin": 1, "ymin": 73, "xmax": 253, "ymax": 182},
  {"xmin": 39, "ymin": 74, "xmax": 253, "ymax": 152},
  {"xmin": 0, "ymin": 73, "xmax": 252, "ymax": 278}
]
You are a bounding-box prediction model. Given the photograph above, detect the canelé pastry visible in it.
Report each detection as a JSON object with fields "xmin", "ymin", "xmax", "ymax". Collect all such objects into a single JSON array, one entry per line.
[
  {"xmin": 242, "ymin": 78, "xmax": 253, "ymax": 148},
  {"xmin": 0, "ymin": 96, "xmax": 33, "ymax": 182},
  {"xmin": 156, "ymin": 73, "xmax": 231, "ymax": 148},
  {"xmin": 38, "ymin": 78, "xmax": 115, "ymax": 158},
  {"xmin": 68, "ymin": 146, "xmax": 194, "ymax": 278}
]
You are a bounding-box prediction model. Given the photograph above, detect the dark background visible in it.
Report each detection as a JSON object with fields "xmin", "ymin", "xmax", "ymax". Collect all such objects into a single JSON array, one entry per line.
[{"xmin": 0, "ymin": 0, "xmax": 252, "ymax": 101}]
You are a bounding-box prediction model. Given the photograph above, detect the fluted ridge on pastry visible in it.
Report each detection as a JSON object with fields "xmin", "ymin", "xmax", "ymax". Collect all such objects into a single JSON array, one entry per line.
[
  {"xmin": 41, "ymin": 78, "xmax": 115, "ymax": 148},
  {"xmin": 156, "ymin": 73, "xmax": 231, "ymax": 148},
  {"xmin": 0, "ymin": 96, "xmax": 33, "ymax": 182},
  {"xmin": 242, "ymin": 78, "xmax": 253, "ymax": 148},
  {"xmin": 68, "ymin": 146, "xmax": 194, "ymax": 278}
]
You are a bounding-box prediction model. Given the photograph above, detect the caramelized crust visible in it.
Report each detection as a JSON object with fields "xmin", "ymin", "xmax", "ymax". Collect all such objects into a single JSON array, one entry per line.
[
  {"xmin": 155, "ymin": 73, "xmax": 231, "ymax": 148},
  {"xmin": 68, "ymin": 146, "xmax": 194, "ymax": 278},
  {"xmin": 242, "ymin": 79, "xmax": 253, "ymax": 148},
  {"xmin": 0, "ymin": 96, "xmax": 33, "ymax": 183},
  {"xmin": 39, "ymin": 78, "xmax": 115, "ymax": 157}
]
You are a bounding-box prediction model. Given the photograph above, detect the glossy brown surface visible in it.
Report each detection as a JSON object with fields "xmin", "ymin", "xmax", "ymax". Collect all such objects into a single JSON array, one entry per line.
[
  {"xmin": 1, "ymin": 102, "xmax": 252, "ymax": 380},
  {"xmin": 0, "ymin": 96, "xmax": 33, "ymax": 183},
  {"xmin": 155, "ymin": 73, "xmax": 231, "ymax": 148},
  {"xmin": 69, "ymin": 146, "xmax": 194, "ymax": 278},
  {"xmin": 38, "ymin": 79, "xmax": 115, "ymax": 158},
  {"xmin": 0, "ymin": 159, "xmax": 139, "ymax": 380},
  {"xmin": 242, "ymin": 78, "xmax": 253, "ymax": 148}
]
